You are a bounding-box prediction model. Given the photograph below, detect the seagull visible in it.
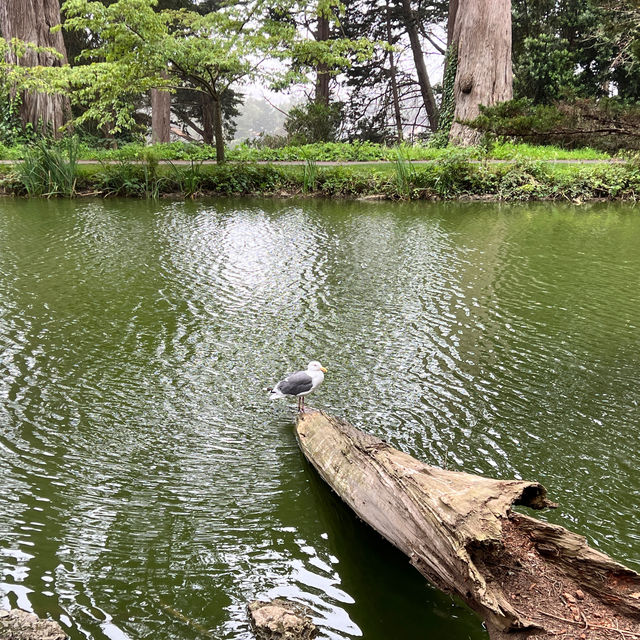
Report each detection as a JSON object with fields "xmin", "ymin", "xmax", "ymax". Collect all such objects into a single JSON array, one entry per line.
[{"xmin": 268, "ymin": 361, "xmax": 328, "ymax": 412}]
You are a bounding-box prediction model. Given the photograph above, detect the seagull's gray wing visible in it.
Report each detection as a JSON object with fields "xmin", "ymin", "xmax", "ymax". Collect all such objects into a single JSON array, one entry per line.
[{"xmin": 275, "ymin": 371, "xmax": 313, "ymax": 396}]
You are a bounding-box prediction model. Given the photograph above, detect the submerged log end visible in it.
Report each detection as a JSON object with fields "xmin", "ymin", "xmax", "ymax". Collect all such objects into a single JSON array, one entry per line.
[{"xmin": 512, "ymin": 483, "xmax": 558, "ymax": 511}]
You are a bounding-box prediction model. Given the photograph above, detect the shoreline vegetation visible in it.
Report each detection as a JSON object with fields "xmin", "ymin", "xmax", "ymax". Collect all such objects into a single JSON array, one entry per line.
[{"xmin": 0, "ymin": 141, "xmax": 638, "ymax": 202}]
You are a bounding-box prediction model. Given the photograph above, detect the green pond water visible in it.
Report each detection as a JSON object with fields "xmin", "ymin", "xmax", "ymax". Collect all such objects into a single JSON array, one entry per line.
[{"xmin": 0, "ymin": 197, "xmax": 638, "ymax": 640}]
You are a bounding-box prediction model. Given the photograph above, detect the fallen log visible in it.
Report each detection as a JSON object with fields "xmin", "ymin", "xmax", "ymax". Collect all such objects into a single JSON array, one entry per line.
[{"xmin": 296, "ymin": 410, "xmax": 640, "ymax": 640}]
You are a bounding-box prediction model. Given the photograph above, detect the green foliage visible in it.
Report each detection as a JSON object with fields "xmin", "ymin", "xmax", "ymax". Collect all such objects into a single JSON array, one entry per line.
[
  {"xmin": 0, "ymin": 91, "xmax": 23, "ymax": 145},
  {"xmin": 199, "ymin": 164, "xmax": 287, "ymax": 194},
  {"xmin": 4, "ymin": 153, "xmax": 640, "ymax": 201},
  {"xmin": 94, "ymin": 160, "xmax": 148, "ymax": 196},
  {"xmin": 227, "ymin": 141, "xmax": 481, "ymax": 162},
  {"xmin": 467, "ymin": 99, "xmax": 564, "ymax": 138},
  {"xmin": 61, "ymin": 0, "xmax": 299, "ymax": 144},
  {"xmin": 488, "ymin": 141, "xmax": 609, "ymax": 160},
  {"xmin": 430, "ymin": 45, "xmax": 457, "ymax": 148},
  {"xmin": 393, "ymin": 151, "xmax": 416, "ymax": 199},
  {"xmin": 513, "ymin": 34, "xmax": 575, "ymax": 103},
  {"xmin": 284, "ymin": 101, "xmax": 344, "ymax": 144},
  {"xmin": 431, "ymin": 153, "xmax": 477, "ymax": 197},
  {"xmin": 465, "ymin": 98, "xmax": 640, "ymax": 153},
  {"xmin": 494, "ymin": 160, "xmax": 549, "ymax": 200},
  {"xmin": 0, "ymin": 138, "xmax": 620, "ymax": 165},
  {"xmin": 169, "ymin": 160, "xmax": 204, "ymax": 198},
  {"xmin": 16, "ymin": 137, "xmax": 79, "ymax": 197},
  {"xmin": 139, "ymin": 147, "xmax": 165, "ymax": 198},
  {"xmin": 303, "ymin": 159, "xmax": 319, "ymax": 193},
  {"xmin": 59, "ymin": 0, "xmax": 372, "ymax": 159},
  {"xmin": 270, "ymin": 33, "xmax": 375, "ymax": 92},
  {"xmin": 92, "ymin": 147, "xmax": 169, "ymax": 197},
  {"xmin": 511, "ymin": 0, "xmax": 640, "ymax": 100}
]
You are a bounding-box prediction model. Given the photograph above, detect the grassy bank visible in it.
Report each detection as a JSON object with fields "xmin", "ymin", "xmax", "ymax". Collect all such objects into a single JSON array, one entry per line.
[
  {"xmin": 0, "ymin": 139, "xmax": 613, "ymax": 163},
  {"xmin": 1, "ymin": 153, "xmax": 639, "ymax": 201}
]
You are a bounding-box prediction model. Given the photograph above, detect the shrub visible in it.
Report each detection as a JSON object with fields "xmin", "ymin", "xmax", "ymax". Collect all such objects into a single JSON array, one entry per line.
[
  {"xmin": 466, "ymin": 98, "xmax": 640, "ymax": 153},
  {"xmin": 95, "ymin": 160, "xmax": 146, "ymax": 197},
  {"xmin": 513, "ymin": 34, "xmax": 575, "ymax": 103},
  {"xmin": 284, "ymin": 102, "xmax": 344, "ymax": 144}
]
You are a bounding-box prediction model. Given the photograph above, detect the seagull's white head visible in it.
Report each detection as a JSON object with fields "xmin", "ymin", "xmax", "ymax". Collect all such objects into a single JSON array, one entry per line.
[{"xmin": 307, "ymin": 361, "xmax": 328, "ymax": 373}]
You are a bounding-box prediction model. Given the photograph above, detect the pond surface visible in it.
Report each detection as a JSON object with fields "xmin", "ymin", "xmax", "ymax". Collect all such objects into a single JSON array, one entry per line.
[{"xmin": 0, "ymin": 197, "xmax": 638, "ymax": 640}]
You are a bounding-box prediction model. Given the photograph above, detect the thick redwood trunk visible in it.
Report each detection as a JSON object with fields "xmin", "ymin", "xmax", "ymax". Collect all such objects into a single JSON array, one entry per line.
[
  {"xmin": 0, "ymin": 0, "xmax": 70, "ymax": 137},
  {"xmin": 448, "ymin": 0, "xmax": 512, "ymax": 145},
  {"xmin": 296, "ymin": 410, "xmax": 640, "ymax": 640},
  {"xmin": 399, "ymin": 0, "xmax": 439, "ymax": 131},
  {"xmin": 151, "ymin": 71, "xmax": 170, "ymax": 144}
]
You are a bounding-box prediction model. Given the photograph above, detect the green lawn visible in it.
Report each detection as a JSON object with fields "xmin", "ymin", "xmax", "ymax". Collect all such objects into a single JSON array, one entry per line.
[{"xmin": 0, "ymin": 140, "xmax": 616, "ymax": 163}]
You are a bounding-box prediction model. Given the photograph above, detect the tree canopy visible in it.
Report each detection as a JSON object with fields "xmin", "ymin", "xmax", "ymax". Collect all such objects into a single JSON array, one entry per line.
[{"xmin": 1, "ymin": 0, "xmax": 639, "ymax": 153}]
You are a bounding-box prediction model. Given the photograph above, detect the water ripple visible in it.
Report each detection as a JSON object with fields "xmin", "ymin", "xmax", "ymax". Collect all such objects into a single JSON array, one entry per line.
[{"xmin": 0, "ymin": 199, "xmax": 638, "ymax": 640}]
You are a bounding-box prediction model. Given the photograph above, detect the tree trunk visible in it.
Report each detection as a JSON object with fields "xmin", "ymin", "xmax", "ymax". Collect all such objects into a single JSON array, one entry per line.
[
  {"xmin": 0, "ymin": 0, "xmax": 70, "ymax": 137},
  {"xmin": 212, "ymin": 96, "xmax": 225, "ymax": 163},
  {"xmin": 399, "ymin": 0, "xmax": 439, "ymax": 131},
  {"xmin": 447, "ymin": 0, "xmax": 458, "ymax": 49},
  {"xmin": 201, "ymin": 93, "xmax": 214, "ymax": 145},
  {"xmin": 151, "ymin": 71, "xmax": 171, "ymax": 144},
  {"xmin": 386, "ymin": 1, "xmax": 403, "ymax": 141},
  {"xmin": 315, "ymin": 14, "xmax": 330, "ymax": 106},
  {"xmin": 296, "ymin": 410, "xmax": 640, "ymax": 640},
  {"xmin": 448, "ymin": 0, "xmax": 512, "ymax": 145}
]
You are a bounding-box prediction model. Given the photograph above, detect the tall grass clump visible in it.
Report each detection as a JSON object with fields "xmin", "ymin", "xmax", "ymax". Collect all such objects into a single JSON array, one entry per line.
[
  {"xmin": 394, "ymin": 151, "xmax": 416, "ymax": 198},
  {"xmin": 303, "ymin": 159, "xmax": 318, "ymax": 193},
  {"xmin": 140, "ymin": 147, "xmax": 165, "ymax": 199},
  {"xmin": 169, "ymin": 160, "xmax": 204, "ymax": 198},
  {"xmin": 17, "ymin": 137, "xmax": 78, "ymax": 197}
]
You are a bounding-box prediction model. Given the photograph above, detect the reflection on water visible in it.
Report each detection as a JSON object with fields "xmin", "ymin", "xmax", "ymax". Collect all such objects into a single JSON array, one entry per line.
[{"xmin": 0, "ymin": 198, "xmax": 639, "ymax": 640}]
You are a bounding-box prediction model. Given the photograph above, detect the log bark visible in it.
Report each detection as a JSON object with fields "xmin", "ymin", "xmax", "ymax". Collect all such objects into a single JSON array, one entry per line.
[
  {"xmin": 296, "ymin": 410, "xmax": 640, "ymax": 640},
  {"xmin": 0, "ymin": 0, "xmax": 70, "ymax": 137},
  {"xmin": 448, "ymin": 0, "xmax": 512, "ymax": 145}
]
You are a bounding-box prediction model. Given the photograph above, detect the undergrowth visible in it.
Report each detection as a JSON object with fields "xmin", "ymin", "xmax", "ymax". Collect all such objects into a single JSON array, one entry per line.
[
  {"xmin": 0, "ymin": 139, "xmax": 616, "ymax": 163},
  {"xmin": 2, "ymin": 154, "xmax": 639, "ymax": 201},
  {"xmin": 15, "ymin": 137, "xmax": 78, "ymax": 197}
]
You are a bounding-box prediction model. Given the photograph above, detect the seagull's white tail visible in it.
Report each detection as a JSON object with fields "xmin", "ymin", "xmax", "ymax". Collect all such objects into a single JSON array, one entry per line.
[{"xmin": 265, "ymin": 386, "xmax": 285, "ymax": 400}]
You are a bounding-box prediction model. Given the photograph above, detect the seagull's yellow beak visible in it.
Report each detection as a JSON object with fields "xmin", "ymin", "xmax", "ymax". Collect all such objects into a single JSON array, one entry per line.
[{"xmin": 320, "ymin": 366, "xmax": 328, "ymax": 373}]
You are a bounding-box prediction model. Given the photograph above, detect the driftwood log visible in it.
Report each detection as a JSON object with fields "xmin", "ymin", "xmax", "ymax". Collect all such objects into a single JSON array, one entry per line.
[{"xmin": 296, "ymin": 410, "xmax": 640, "ymax": 640}]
